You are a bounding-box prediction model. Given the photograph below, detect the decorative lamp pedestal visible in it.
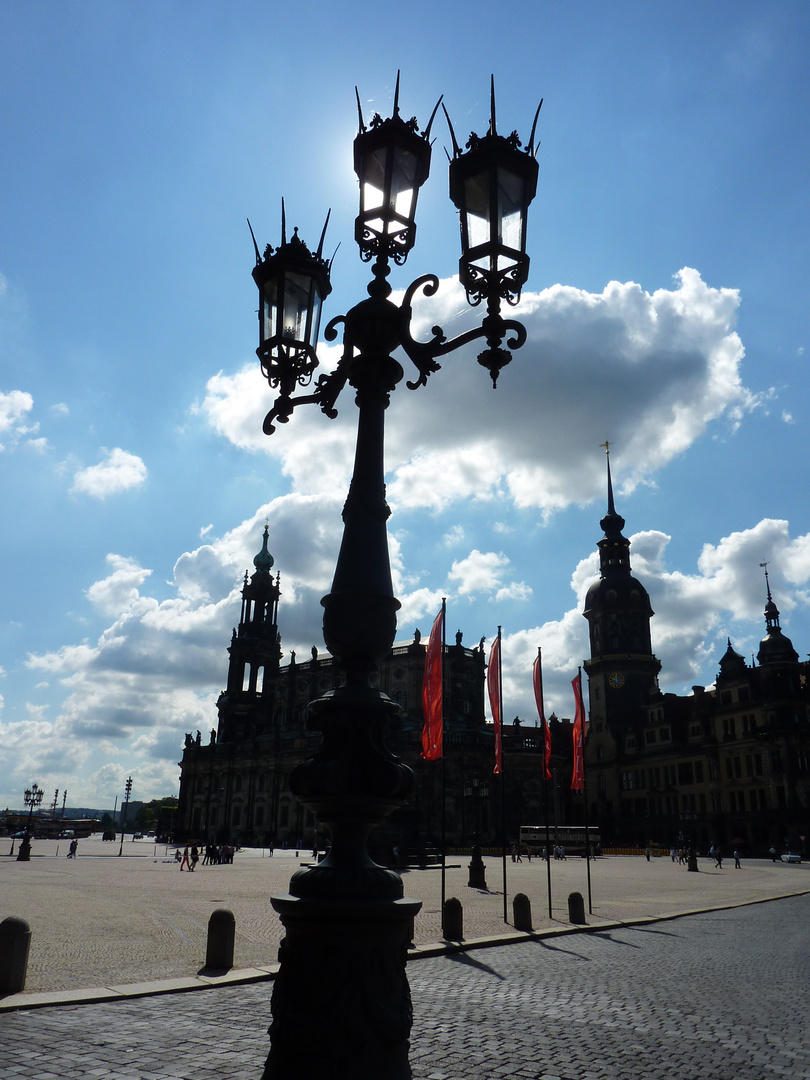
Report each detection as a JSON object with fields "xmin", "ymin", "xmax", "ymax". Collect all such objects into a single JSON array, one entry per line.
[{"xmin": 262, "ymin": 685, "xmax": 421, "ymax": 1080}]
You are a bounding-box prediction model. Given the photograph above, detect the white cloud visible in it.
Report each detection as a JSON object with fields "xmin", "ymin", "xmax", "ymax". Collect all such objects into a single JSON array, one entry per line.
[
  {"xmin": 70, "ymin": 448, "xmax": 148, "ymax": 498},
  {"xmin": 200, "ymin": 269, "xmax": 760, "ymax": 520},
  {"xmin": 448, "ymin": 549, "xmax": 529, "ymax": 602},
  {"xmin": 0, "ymin": 389, "xmax": 37, "ymax": 450}
]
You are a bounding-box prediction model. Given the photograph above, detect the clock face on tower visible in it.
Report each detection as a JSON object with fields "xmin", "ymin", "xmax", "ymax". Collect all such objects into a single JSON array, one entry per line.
[{"xmin": 608, "ymin": 672, "xmax": 625, "ymax": 689}]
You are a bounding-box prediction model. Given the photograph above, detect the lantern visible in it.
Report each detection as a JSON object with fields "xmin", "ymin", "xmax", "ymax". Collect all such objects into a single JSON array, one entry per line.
[
  {"xmin": 353, "ymin": 80, "xmax": 437, "ymax": 264},
  {"xmin": 448, "ymin": 92, "xmax": 540, "ymax": 306},
  {"xmin": 251, "ymin": 208, "xmax": 332, "ymax": 419}
]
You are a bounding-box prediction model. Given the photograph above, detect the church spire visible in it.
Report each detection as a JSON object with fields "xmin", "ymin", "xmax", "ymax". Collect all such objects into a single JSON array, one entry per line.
[{"xmin": 596, "ymin": 442, "xmax": 630, "ymax": 576}]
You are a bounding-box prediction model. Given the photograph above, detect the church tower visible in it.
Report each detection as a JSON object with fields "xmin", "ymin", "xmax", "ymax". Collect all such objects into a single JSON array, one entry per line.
[
  {"xmin": 583, "ymin": 451, "xmax": 661, "ymax": 736},
  {"xmin": 216, "ymin": 525, "xmax": 283, "ymax": 743}
]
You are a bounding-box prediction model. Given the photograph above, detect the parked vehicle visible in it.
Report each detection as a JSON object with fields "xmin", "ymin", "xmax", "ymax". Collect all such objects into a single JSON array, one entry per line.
[{"xmin": 781, "ymin": 852, "xmax": 802, "ymax": 863}]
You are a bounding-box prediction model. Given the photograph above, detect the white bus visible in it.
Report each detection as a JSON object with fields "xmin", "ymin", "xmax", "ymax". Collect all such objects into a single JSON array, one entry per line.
[{"xmin": 519, "ymin": 824, "xmax": 601, "ymax": 857}]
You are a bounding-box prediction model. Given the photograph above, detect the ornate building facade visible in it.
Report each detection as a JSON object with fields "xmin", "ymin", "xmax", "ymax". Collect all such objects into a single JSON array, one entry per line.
[
  {"xmin": 176, "ymin": 526, "xmax": 574, "ymax": 853},
  {"xmin": 583, "ymin": 459, "xmax": 810, "ymax": 855},
  {"xmin": 177, "ymin": 471, "xmax": 810, "ymax": 857}
]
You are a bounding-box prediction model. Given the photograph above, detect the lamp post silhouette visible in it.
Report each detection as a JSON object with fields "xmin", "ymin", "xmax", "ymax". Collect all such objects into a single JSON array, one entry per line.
[
  {"xmin": 251, "ymin": 77, "xmax": 540, "ymax": 1080},
  {"xmin": 16, "ymin": 784, "xmax": 44, "ymax": 862},
  {"xmin": 117, "ymin": 776, "xmax": 133, "ymax": 857}
]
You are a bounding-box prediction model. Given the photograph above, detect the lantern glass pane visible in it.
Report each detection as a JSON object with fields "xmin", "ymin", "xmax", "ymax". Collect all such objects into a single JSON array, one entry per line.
[
  {"xmin": 464, "ymin": 170, "xmax": 491, "ymax": 251},
  {"xmin": 282, "ymin": 272, "xmax": 312, "ymax": 343},
  {"xmin": 361, "ymin": 147, "xmax": 387, "ymax": 209},
  {"xmin": 497, "ymin": 170, "xmax": 526, "ymax": 257},
  {"xmin": 262, "ymin": 281, "xmax": 279, "ymax": 344},
  {"xmin": 388, "ymin": 147, "xmax": 419, "ymax": 226}
]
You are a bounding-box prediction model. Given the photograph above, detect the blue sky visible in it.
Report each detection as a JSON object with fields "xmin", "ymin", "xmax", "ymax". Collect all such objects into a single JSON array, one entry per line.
[{"xmin": 1, "ymin": 1, "xmax": 808, "ymax": 810}]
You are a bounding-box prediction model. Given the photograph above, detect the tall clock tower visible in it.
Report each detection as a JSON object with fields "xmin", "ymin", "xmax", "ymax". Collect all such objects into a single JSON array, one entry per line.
[{"xmin": 583, "ymin": 452, "xmax": 661, "ymax": 738}]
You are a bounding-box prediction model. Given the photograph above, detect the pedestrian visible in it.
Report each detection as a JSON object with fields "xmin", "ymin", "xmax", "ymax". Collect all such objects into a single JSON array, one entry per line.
[
  {"xmin": 190, "ymin": 845, "xmax": 199, "ymax": 871},
  {"xmin": 180, "ymin": 845, "xmax": 191, "ymax": 871},
  {"xmin": 769, "ymin": 846, "xmax": 777, "ymax": 863},
  {"xmin": 670, "ymin": 847, "xmax": 676, "ymax": 862},
  {"xmin": 645, "ymin": 845, "xmax": 651, "ymax": 862},
  {"xmin": 734, "ymin": 849, "xmax": 741, "ymax": 869},
  {"xmin": 714, "ymin": 849, "xmax": 723, "ymax": 869},
  {"xmin": 511, "ymin": 844, "xmax": 517, "ymax": 863}
]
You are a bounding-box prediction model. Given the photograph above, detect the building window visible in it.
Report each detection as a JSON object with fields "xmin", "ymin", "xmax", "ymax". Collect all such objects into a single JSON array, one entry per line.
[
  {"xmin": 255, "ymin": 805, "xmax": 265, "ymax": 826},
  {"xmin": 621, "ymin": 771, "xmax": 634, "ymax": 791},
  {"xmin": 694, "ymin": 761, "xmax": 704, "ymax": 783},
  {"xmin": 659, "ymin": 728, "xmax": 670, "ymax": 742},
  {"xmin": 645, "ymin": 730, "xmax": 657, "ymax": 744},
  {"xmin": 677, "ymin": 762, "xmax": 694, "ymax": 786}
]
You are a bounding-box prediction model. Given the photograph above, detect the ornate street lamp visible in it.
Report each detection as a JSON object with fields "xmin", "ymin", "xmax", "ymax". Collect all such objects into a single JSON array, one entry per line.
[
  {"xmin": 16, "ymin": 783, "xmax": 44, "ymax": 862},
  {"xmin": 251, "ymin": 76, "xmax": 540, "ymax": 1080}
]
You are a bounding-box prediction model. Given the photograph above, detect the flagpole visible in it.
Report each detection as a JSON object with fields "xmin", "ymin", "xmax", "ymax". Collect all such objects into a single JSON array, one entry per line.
[
  {"xmin": 580, "ymin": 667, "xmax": 593, "ymax": 915},
  {"xmin": 537, "ymin": 648, "xmax": 553, "ymax": 920},
  {"xmin": 440, "ymin": 598, "xmax": 447, "ymax": 914},
  {"xmin": 497, "ymin": 627, "xmax": 508, "ymax": 923}
]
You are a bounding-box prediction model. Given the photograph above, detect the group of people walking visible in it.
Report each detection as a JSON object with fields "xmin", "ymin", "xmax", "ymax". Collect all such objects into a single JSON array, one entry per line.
[{"xmin": 176, "ymin": 843, "xmax": 236, "ymax": 870}]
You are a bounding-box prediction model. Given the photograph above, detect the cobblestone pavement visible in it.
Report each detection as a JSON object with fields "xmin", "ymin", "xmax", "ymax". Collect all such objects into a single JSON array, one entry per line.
[{"xmin": 1, "ymin": 894, "xmax": 807, "ymax": 1079}]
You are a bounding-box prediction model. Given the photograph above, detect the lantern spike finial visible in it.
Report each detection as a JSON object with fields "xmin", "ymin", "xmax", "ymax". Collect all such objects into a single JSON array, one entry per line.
[
  {"xmin": 528, "ymin": 98, "xmax": 543, "ymax": 158},
  {"xmin": 393, "ymin": 70, "xmax": 401, "ymax": 117},
  {"xmin": 316, "ymin": 208, "xmax": 331, "ymax": 260},
  {"xmin": 489, "ymin": 74, "xmax": 497, "ymax": 136},
  {"xmin": 442, "ymin": 102, "xmax": 461, "ymax": 158},
  {"xmin": 247, "ymin": 218, "xmax": 261, "ymax": 265},
  {"xmin": 355, "ymin": 86, "xmax": 366, "ymax": 133},
  {"xmin": 423, "ymin": 95, "xmax": 443, "ymax": 142},
  {"xmin": 280, "ymin": 198, "xmax": 287, "ymax": 246}
]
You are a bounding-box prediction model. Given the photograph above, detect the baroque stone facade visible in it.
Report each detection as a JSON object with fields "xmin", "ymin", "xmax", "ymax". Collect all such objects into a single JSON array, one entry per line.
[
  {"xmin": 176, "ymin": 526, "xmax": 575, "ymax": 853},
  {"xmin": 178, "ymin": 471, "xmax": 810, "ymax": 858},
  {"xmin": 583, "ymin": 459, "xmax": 810, "ymax": 855}
]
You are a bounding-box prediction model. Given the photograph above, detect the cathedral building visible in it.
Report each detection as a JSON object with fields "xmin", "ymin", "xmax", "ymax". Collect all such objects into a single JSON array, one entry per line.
[
  {"xmin": 176, "ymin": 525, "xmax": 573, "ymax": 853},
  {"xmin": 177, "ymin": 470, "xmax": 810, "ymax": 857}
]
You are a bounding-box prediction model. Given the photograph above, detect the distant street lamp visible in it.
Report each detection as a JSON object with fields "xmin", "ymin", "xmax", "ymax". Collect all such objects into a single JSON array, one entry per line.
[
  {"xmin": 682, "ymin": 808, "xmax": 699, "ymax": 872},
  {"xmin": 118, "ymin": 776, "xmax": 133, "ymax": 857},
  {"xmin": 16, "ymin": 783, "xmax": 44, "ymax": 862},
  {"xmin": 464, "ymin": 775, "xmax": 489, "ymax": 889},
  {"xmin": 250, "ymin": 77, "xmax": 540, "ymax": 1079}
]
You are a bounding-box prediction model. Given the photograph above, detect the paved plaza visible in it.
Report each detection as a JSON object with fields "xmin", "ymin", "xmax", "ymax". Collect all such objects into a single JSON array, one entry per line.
[
  {"xmin": 2, "ymin": 838, "xmax": 807, "ymax": 997},
  {"xmin": 1, "ymin": 894, "xmax": 808, "ymax": 1079}
]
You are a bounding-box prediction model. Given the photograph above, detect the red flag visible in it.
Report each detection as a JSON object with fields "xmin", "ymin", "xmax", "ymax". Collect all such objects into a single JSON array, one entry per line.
[
  {"xmin": 571, "ymin": 670, "xmax": 585, "ymax": 791},
  {"xmin": 533, "ymin": 651, "xmax": 552, "ymax": 781},
  {"xmin": 421, "ymin": 607, "xmax": 444, "ymax": 760},
  {"xmin": 488, "ymin": 632, "xmax": 502, "ymax": 775}
]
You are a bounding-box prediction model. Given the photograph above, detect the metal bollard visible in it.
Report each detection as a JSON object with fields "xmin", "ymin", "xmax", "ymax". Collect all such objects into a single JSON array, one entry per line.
[
  {"xmin": 513, "ymin": 892, "xmax": 533, "ymax": 932},
  {"xmin": 568, "ymin": 890, "xmax": 586, "ymax": 925},
  {"xmin": 205, "ymin": 908, "xmax": 235, "ymax": 971},
  {"xmin": 442, "ymin": 897, "xmax": 464, "ymax": 941},
  {"xmin": 0, "ymin": 916, "xmax": 32, "ymax": 994}
]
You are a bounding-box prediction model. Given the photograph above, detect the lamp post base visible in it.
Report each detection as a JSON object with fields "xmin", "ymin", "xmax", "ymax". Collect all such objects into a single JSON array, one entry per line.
[
  {"xmin": 16, "ymin": 837, "xmax": 31, "ymax": 862},
  {"xmin": 264, "ymin": 892, "xmax": 421, "ymax": 1080},
  {"xmin": 468, "ymin": 842, "xmax": 487, "ymax": 889}
]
